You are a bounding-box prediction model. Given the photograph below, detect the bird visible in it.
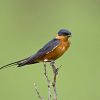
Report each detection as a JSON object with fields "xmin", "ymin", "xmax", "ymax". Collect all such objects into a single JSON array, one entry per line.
[{"xmin": 0, "ymin": 29, "xmax": 71, "ymax": 70}]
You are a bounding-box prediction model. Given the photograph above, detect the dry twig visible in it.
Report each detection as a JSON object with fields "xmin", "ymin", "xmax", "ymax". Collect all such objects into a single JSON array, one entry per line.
[
  {"xmin": 34, "ymin": 83, "xmax": 44, "ymax": 100},
  {"xmin": 34, "ymin": 61, "xmax": 61, "ymax": 100},
  {"xmin": 50, "ymin": 61, "xmax": 61, "ymax": 100},
  {"xmin": 43, "ymin": 63, "xmax": 51, "ymax": 100}
]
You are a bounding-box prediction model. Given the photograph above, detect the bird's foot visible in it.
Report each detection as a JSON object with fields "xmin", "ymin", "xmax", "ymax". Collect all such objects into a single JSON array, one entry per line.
[{"xmin": 50, "ymin": 60, "xmax": 55, "ymax": 66}]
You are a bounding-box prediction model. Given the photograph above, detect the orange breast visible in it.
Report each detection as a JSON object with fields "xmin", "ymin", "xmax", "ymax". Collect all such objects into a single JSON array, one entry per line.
[{"xmin": 38, "ymin": 38, "xmax": 70, "ymax": 61}]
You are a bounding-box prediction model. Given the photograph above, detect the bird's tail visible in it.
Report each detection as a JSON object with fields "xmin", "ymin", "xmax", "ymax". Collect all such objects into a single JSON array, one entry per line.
[{"xmin": 0, "ymin": 58, "xmax": 29, "ymax": 70}]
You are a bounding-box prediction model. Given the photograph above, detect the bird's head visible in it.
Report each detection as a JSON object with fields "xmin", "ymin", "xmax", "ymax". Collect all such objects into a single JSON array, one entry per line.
[
  {"xmin": 56, "ymin": 29, "xmax": 71, "ymax": 40},
  {"xmin": 58, "ymin": 29, "xmax": 71, "ymax": 37}
]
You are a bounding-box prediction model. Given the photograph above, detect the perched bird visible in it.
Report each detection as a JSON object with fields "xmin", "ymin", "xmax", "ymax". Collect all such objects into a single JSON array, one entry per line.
[{"xmin": 0, "ymin": 29, "xmax": 71, "ymax": 69}]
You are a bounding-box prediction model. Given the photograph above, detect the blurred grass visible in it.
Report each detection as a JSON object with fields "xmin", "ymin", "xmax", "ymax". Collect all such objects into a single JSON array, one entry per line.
[{"xmin": 0, "ymin": 0, "xmax": 100, "ymax": 100}]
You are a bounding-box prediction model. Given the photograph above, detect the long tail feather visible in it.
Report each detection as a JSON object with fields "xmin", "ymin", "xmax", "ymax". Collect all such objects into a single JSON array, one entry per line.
[
  {"xmin": 0, "ymin": 62, "xmax": 18, "ymax": 70},
  {"xmin": 0, "ymin": 58, "xmax": 29, "ymax": 70}
]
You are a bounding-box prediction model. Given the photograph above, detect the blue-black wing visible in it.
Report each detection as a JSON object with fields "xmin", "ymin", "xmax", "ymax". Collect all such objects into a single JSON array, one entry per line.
[
  {"xmin": 17, "ymin": 38, "xmax": 60, "ymax": 66},
  {"xmin": 37, "ymin": 38, "xmax": 60, "ymax": 54},
  {"xmin": 27, "ymin": 38, "xmax": 60, "ymax": 62}
]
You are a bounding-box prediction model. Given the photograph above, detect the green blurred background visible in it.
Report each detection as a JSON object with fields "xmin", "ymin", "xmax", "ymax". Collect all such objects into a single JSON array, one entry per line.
[{"xmin": 0, "ymin": 0, "xmax": 100, "ymax": 100}]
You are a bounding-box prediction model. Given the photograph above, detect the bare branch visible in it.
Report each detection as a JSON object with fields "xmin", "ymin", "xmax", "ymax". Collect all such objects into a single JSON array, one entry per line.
[
  {"xmin": 43, "ymin": 63, "xmax": 51, "ymax": 100},
  {"xmin": 34, "ymin": 61, "xmax": 61, "ymax": 100},
  {"xmin": 34, "ymin": 83, "xmax": 44, "ymax": 100},
  {"xmin": 50, "ymin": 61, "xmax": 61, "ymax": 100}
]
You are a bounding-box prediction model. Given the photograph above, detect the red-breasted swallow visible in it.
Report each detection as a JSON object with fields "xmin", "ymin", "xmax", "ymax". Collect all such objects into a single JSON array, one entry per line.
[{"xmin": 0, "ymin": 29, "xmax": 71, "ymax": 69}]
